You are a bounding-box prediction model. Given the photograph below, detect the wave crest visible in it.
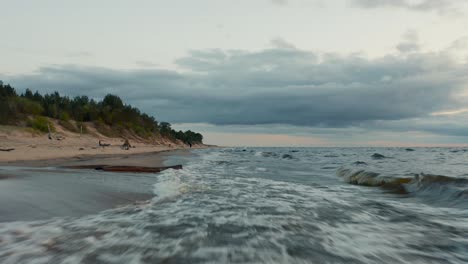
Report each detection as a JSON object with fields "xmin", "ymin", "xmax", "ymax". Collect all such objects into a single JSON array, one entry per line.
[{"xmin": 337, "ymin": 167, "xmax": 468, "ymax": 204}]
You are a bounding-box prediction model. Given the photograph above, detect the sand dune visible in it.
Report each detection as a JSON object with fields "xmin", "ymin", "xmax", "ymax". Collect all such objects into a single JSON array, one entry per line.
[{"xmin": 0, "ymin": 124, "xmax": 204, "ymax": 164}]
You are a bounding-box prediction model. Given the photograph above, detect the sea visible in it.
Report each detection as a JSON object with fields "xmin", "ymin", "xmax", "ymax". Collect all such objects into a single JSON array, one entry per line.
[{"xmin": 1, "ymin": 147, "xmax": 467, "ymax": 264}]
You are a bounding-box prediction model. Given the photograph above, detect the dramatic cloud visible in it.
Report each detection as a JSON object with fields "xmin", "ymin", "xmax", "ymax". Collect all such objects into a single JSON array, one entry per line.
[
  {"xmin": 352, "ymin": 0, "xmax": 464, "ymax": 15},
  {"xmin": 3, "ymin": 38, "xmax": 468, "ymax": 136}
]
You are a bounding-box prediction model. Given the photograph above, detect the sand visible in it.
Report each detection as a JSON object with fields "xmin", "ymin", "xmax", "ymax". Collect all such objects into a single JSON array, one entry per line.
[
  {"xmin": 0, "ymin": 125, "xmax": 204, "ymax": 164},
  {"xmin": 0, "ymin": 125, "xmax": 207, "ymax": 222},
  {"xmin": 0, "ymin": 149, "xmax": 198, "ymax": 222}
]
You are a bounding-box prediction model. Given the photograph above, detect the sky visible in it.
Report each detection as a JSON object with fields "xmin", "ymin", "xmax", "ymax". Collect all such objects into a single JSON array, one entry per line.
[{"xmin": 1, "ymin": 0, "xmax": 468, "ymax": 146}]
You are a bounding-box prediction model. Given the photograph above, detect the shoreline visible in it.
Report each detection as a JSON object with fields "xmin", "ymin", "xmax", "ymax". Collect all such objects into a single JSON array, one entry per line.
[
  {"xmin": 0, "ymin": 124, "xmax": 214, "ymax": 222},
  {"xmin": 0, "ymin": 124, "xmax": 211, "ymax": 165},
  {"xmin": 0, "ymin": 148, "xmax": 201, "ymax": 222},
  {"xmin": 0, "ymin": 147, "xmax": 202, "ymax": 167}
]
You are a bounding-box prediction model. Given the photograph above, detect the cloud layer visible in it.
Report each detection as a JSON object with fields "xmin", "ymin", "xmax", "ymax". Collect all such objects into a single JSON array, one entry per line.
[
  {"xmin": 3, "ymin": 38, "xmax": 468, "ymax": 137},
  {"xmin": 352, "ymin": 0, "xmax": 464, "ymax": 15}
]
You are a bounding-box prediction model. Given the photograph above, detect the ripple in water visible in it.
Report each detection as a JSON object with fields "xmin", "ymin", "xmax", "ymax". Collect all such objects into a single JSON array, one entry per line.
[{"xmin": 1, "ymin": 148, "xmax": 467, "ymax": 263}]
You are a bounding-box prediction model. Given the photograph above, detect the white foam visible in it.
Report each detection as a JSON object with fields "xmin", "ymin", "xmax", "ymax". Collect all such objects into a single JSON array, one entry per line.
[{"xmin": 152, "ymin": 169, "xmax": 188, "ymax": 202}]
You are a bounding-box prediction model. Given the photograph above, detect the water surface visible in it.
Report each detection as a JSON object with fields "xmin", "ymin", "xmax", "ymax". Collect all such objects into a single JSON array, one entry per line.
[{"xmin": 1, "ymin": 147, "xmax": 467, "ymax": 263}]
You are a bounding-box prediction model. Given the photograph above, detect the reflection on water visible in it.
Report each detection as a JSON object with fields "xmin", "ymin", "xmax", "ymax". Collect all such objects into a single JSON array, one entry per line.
[{"xmin": 0, "ymin": 147, "xmax": 467, "ymax": 263}]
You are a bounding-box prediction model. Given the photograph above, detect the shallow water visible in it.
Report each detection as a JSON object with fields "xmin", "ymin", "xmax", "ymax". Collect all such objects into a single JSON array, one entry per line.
[{"xmin": 1, "ymin": 147, "xmax": 467, "ymax": 263}]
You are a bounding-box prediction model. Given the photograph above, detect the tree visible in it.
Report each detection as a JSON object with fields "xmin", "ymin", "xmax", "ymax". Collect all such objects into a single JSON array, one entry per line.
[
  {"xmin": 102, "ymin": 94, "xmax": 124, "ymax": 110},
  {"xmin": 0, "ymin": 81, "xmax": 203, "ymax": 142}
]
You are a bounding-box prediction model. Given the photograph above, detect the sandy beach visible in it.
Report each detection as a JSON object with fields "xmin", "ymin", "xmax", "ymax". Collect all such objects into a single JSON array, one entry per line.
[
  {"xmin": 0, "ymin": 124, "xmax": 205, "ymax": 164},
  {"xmin": 0, "ymin": 149, "xmax": 196, "ymax": 222},
  {"xmin": 0, "ymin": 125, "xmax": 207, "ymax": 222}
]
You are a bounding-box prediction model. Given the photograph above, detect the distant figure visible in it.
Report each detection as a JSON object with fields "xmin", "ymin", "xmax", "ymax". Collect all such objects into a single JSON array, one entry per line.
[
  {"xmin": 122, "ymin": 139, "xmax": 131, "ymax": 150},
  {"xmin": 188, "ymin": 142, "xmax": 192, "ymax": 148}
]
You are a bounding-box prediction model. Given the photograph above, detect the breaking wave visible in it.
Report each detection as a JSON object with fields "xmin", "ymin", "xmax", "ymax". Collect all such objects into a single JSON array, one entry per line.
[
  {"xmin": 2, "ymin": 147, "xmax": 468, "ymax": 263},
  {"xmin": 337, "ymin": 167, "xmax": 468, "ymax": 207}
]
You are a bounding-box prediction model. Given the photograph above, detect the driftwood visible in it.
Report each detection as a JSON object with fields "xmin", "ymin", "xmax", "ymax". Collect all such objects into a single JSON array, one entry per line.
[
  {"xmin": 47, "ymin": 123, "xmax": 52, "ymax": 140},
  {"xmin": 64, "ymin": 164, "xmax": 183, "ymax": 173},
  {"xmin": 99, "ymin": 140, "xmax": 111, "ymax": 147},
  {"xmin": 0, "ymin": 148, "xmax": 15, "ymax": 152}
]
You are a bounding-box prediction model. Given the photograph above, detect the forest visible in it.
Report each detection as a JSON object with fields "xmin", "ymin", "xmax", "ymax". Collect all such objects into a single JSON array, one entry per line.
[{"xmin": 0, "ymin": 81, "xmax": 203, "ymax": 144}]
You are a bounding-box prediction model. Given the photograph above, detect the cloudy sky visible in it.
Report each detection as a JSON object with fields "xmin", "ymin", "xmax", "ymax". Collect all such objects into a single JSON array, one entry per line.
[{"xmin": 2, "ymin": 0, "xmax": 468, "ymax": 146}]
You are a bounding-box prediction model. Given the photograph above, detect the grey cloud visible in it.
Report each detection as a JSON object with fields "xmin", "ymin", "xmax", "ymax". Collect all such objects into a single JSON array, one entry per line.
[
  {"xmin": 270, "ymin": 0, "xmax": 287, "ymax": 6},
  {"xmin": 352, "ymin": 0, "xmax": 462, "ymax": 15},
  {"xmin": 397, "ymin": 42, "xmax": 420, "ymax": 53},
  {"xmin": 135, "ymin": 60, "xmax": 159, "ymax": 68},
  {"xmin": 66, "ymin": 51, "xmax": 93, "ymax": 58},
  {"xmin": 3, "ymin": 40, "xmax": 468, "ymax": 133},
  {"xmin": 396, "ymin": 30, "xmax": 420, "ymax": 53},
  {"xmin": 270, "ymin": 38, "xmax": 296, "ymax": 50}
]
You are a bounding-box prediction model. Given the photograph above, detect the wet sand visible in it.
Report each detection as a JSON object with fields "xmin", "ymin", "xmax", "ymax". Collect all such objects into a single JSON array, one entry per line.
[{"xmin": 0, "ymin": 149, "xmax": 194, "ymax": 222}]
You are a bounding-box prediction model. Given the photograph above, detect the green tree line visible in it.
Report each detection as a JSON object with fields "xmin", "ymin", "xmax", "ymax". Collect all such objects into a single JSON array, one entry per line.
[{"xmin": 0, "ymin": 81, "xmax": 203, "ymax": 144}]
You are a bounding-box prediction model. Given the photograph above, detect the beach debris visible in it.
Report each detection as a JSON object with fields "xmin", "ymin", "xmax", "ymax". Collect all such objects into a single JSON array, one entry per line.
[
  {"xmin": 405, "ymin": 148, "xmax": 415, "ymax": 152},
  {"xmin": 79, "ymin": 147, "xmax": 85, "ymax": 150},
  {"xmin": 99, "ymin": 140, "xmax": 111, "ymax": 147},
  {"xmin": 0, "ymin": 148, "xmax": 15, "ymax": 152},
  {"xmin": 47, "ymin": 123, "xmax": 53, "ymax": 140},
  {"xmin": 64, "ymin": 164, "xmax": 183, "ymax": 173},
  {"xmin": 121, "ymin": 139, "xmax": 131, "ymax": 150},
  {"xmin": 371, "ymin": 153, "xmax": 386, "ymax": 159}
]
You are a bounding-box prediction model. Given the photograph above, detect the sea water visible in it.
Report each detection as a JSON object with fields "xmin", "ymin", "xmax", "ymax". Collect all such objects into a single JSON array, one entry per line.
[{"xmin": 0, "ymin": 147, "xmax": 467, "ymax": 263}]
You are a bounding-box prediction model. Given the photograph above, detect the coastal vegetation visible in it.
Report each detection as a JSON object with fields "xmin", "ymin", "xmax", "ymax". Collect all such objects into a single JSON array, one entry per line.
[{"xmin": 0, "ymin": 81, "xmax": 203, "ymax": 144}]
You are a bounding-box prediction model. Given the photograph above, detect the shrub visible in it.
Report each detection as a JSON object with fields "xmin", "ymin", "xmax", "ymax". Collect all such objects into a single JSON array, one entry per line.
[
  {"xmin": 76, "ymin": 122, "xmax": 88, "ymax": 134},
  {"xmin": 15, "ymin": 97, "xmax": 44, "ymax": 115},
  {"xmin": 59, "ymin": 112, "xmax": 70, "ymax": 121},
  {"xmin": 28, "ymin": 116, "xmax": 54, "ymax": 133},
  {"xmin": 95, "ymin": 120, "xmax": 118, "ymax": 137},
  {"xmin": 132, "ymin": 125, "xmax": 150, "ymax": 138},
  {"xmin": 58, "ymin": 119, "xmax": 78, "ymax": 133}
]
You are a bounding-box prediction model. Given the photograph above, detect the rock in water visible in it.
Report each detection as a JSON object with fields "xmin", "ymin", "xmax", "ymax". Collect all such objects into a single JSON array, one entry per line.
[
  {"xmin": 371, "ymin": 153, "xmax": 386, "ymax": 159},
  {"xmin": 353, "ymin": 161, "xmax": 368, "ymax": 166}
]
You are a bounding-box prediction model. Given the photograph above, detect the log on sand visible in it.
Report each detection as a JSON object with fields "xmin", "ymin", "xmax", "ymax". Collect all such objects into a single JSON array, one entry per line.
[
  {"xmin": 0, "ymin": 148, "xmax": 15, "ymax": 152},
  {"xmin": 64, "ymin": 164, "xmax": 183, "ymax": 173}
]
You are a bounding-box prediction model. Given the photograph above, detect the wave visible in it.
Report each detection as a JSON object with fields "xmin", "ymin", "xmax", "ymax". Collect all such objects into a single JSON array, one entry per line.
[
  {"xmin": 371, "ymin": 153, "xmax": 387, "ymax": 160},
  {"xmin": 152, "ymin": 168, "xmax": 190, "ymax": 202},
  {"xmin": 336, "ymin": 168, "xmax": 411, "ymax": 193},
  {"xmin": 336, "ymin": 167, "xmax": 468, "ymax": 205},
  {"xmin": 255, "ymin": 151, "xmax": 295, "ymax": 159}
]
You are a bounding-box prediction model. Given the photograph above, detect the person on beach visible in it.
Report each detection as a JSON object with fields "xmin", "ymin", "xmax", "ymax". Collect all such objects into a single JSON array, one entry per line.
[{"xmin": 122, "ymin": 139, "xmax": 131, "ymax": 150}]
